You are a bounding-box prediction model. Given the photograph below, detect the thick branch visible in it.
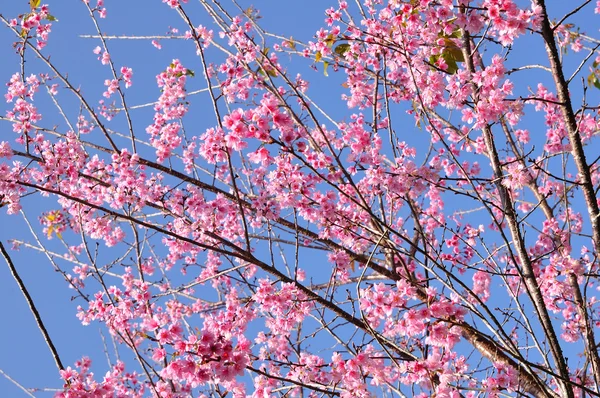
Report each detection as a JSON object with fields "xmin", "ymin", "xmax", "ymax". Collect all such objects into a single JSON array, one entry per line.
[
  {"xmin": 459, "ymin": 19, "xmax": 572, "ymax": 398},
  {"xmin": 534, "ymin": 0, "xmax": 600, "ymax": 389}
]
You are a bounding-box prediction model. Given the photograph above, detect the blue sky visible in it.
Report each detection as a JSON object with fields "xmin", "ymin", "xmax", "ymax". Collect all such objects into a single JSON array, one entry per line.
[{"xmin": 0, "ymin": 0, "xmax": 599, "ymax": 396}]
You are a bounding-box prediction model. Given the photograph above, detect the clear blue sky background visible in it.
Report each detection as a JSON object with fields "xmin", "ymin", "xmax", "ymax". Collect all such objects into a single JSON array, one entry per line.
[{"xmin": 0, "ymin": 1, "xmax": 598, "ymax": 396}]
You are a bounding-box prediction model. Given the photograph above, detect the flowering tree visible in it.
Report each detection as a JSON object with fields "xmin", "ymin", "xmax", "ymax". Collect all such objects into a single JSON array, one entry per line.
[{"xmin": 1, "ymin": 0, "xmax": 600, "ymax": 396}]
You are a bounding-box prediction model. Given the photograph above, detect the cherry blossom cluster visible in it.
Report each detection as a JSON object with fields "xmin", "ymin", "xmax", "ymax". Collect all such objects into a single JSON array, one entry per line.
[
  {"xmin": 57, "ymin": 357, "xmax": 144, "ymax": 398},
  {"xmin": 10, "ymin": 4, "xmax": 53, "ymax": 50},
  {"xmin": 146, "ymin": 60, "xmax": 189, "ymax": 162},
  {"xmin": 5, "ymin": 73, "xmax": 41, "ymax": 137}
]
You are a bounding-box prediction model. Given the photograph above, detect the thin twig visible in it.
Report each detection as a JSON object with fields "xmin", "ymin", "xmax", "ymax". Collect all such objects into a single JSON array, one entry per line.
[
  {"xmin": 0, "ymin": 368, "xmax": 36, "ymax": 398},
  {"xmin": 79, "ymin": 34, "xmax": 188, "ymax": 40},
  {"xmin": 0, "ymin": 241, "xmax": 64, "ymax": 372}
]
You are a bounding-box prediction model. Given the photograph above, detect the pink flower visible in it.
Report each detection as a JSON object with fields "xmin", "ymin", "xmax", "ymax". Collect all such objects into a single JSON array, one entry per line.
[
  {"xmin": 101, "ymin": 51, "xmax": 110, "ymax": 65},
  {"xmin": 121, "ymin": 66, "xmax": 133, "ymax": 88}
]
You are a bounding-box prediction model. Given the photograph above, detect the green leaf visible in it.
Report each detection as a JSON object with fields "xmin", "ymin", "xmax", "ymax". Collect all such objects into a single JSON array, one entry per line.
[
  {"xmin": 170, "ymin": 66, "xmax": 195, "ymax": 78},
  {"xmin": 45, "ymin": 14, "xmax": 58, "ymax": 22},
  {"xmin": 325, "ymin": 33, "xmax": 336, "ymax": 48},
  {"xmin": 441, "ymin": 53, "xmax": 459, "ymax": 74},
  {"xmin": 429, "ymin": 39, "xmax": 464, "ymax": 75},
  {"xmin": 443, "ymin": 40, "xmax": 464, "ymax": 63},
  {"xmin": 430, "ymin": 52, "xmax": 460, "ymax": 75},
  {"xmin": 588, "ymin": 72, "xmax": 600, "ymax": 90},
  {"xmin": 445, "ymin": 24, "xmax": 462, "ymax": 39},
  {"xmin": 256, "ymin": 66, "xmax": 277, "ymax": 78},
  {"xmin": 323, "ymin": 61, "xmax": 329, "ymax": 77},
  {"xmin": 287, "ymin": 37, "xmax": 296, "ymax": 50},
  {"xmin": 334, "ymin": 43, "xmax": 350, "ymax": 57},
  {"xmin": 315, "ymin": 51, "xmax": 322, "ymax": 63},
  {"xmin": 450, "ymin": 30, "xmax": 462, "ymax": 39},
  {"xmin": 30, "ymin": 0, "xmax": 41, "ymax": 10}
]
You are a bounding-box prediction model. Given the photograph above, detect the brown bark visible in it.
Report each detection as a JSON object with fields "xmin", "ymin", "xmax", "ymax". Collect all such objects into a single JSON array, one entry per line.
[{"xmin": 534, "ymin": 0, "xmax": 600, "ymax": 389}]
